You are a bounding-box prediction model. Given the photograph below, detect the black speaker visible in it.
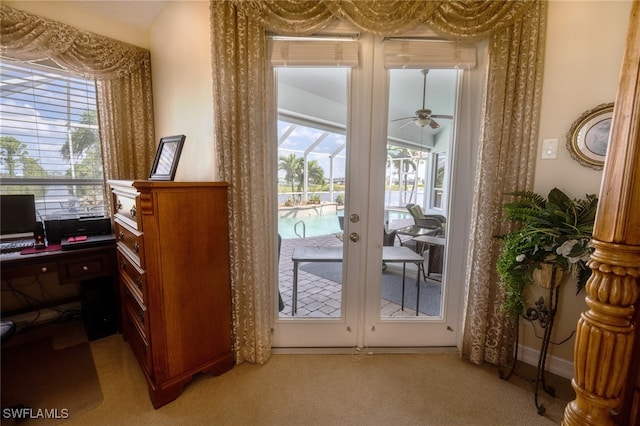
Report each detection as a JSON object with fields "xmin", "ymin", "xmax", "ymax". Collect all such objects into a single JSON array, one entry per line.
[
  {"xmin": 44, "ymin": 219, "xmax": 64, "ymax": 245},
  {"xmin": 80, "ymin": 277, "xmax": 117, "ymax": 341},
  {"xmin": 34, "ymin": 221, "xmax": 46, "ymax": 249}
]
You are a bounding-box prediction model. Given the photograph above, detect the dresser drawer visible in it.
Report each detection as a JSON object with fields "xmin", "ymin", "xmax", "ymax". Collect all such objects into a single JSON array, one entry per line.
[
  {"xmin": 1, "ymin": 261, "xmax": 58, "ymax": 280},
  {"xmin": 122, "ymin": 284, "xmax": 149, "ymax": 340},
  {"xmin": 59, "ymin": 252, "xmax": 112, "ymax": 283},
  {"xmin": 113, "ymin": 188, "xmax": 140, "ymax": 230},
  {"xmin": 114, "ymin": 221, "xmax": 144, "ymax": 269},
  {"xmin": 117, "ymin": 251, "xmax": 147, "ymax": 304},
  {"xmin": 122, "ymin": 306, "xmax": 152, "ymax": 374}
]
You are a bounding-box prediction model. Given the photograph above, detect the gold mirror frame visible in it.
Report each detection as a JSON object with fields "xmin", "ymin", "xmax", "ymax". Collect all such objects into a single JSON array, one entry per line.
[{"xmin": 566, "ymin": 103, "xmax": 614, "ymax": 170}]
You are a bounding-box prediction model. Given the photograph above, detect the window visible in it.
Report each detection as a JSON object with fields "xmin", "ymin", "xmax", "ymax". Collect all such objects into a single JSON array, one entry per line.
[
  {"xmin": 431, "ymin": 151, "xmax": 446, "ymax": 209},
  {"xmin": 0, "ymin": 59, "xmax": 108, "ymax": 220}
]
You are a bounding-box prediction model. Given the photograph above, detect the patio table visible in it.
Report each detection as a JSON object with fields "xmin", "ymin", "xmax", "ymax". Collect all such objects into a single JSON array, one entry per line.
[{"xmin": 291, "ymin": 246, "xmax": 424, "ymax": 316}]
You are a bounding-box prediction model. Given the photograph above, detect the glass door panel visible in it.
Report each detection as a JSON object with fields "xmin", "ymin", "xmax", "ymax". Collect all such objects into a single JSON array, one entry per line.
[
  {"xmin": 276, "ymin": 67, "xmax": 348, "ymax": 319},
  {"xmin": 361, "ymin": 66, "xmax": 461, "ymax": 347},
  {"xmin": 379, "ymin": 68, "xmax": 457, "ymax": 319}
]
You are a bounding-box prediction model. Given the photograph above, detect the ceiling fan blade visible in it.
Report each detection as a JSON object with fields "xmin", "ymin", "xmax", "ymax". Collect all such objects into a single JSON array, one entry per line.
[
  {"xmin": 429, "ymin": 119, "xmax": 441, "ymax": 129},
  {"xmin": 431, "ymin": 114, "xmax": 454, "ymax": 120},
  {"xmin": 391, "ymin": 116, "xmax": 417, "ymax": 122},
  {"xmin": 398, "ymin": 120, "xmax": 415, "ymax": 129}
]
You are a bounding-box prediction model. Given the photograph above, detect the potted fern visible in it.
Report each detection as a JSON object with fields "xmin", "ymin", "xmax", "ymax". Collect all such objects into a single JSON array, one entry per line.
[{"xmin": 496, "ymin": 188, "xmax": 598, "ymax": 319}]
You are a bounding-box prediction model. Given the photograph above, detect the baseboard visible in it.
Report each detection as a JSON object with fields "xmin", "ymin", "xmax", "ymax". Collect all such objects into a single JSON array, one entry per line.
[{"xmin": 517, "ymin": 344, "xmax": 574, "ymax": 379}]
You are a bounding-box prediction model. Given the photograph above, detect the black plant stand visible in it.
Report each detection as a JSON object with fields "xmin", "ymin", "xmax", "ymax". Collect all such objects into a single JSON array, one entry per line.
[{"xmin": 499, "ymin": 272, "xmax": 573, "ymax": 415}]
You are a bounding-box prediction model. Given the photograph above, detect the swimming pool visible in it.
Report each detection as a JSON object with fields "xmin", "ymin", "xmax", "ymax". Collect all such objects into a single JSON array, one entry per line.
[
  {"xmin": 278, "ymin": 213, "xmax": 342, "ymax": 239},
  {"xmin": 278, "ymin": 210, "xmax": 412, "ymax": 239}
]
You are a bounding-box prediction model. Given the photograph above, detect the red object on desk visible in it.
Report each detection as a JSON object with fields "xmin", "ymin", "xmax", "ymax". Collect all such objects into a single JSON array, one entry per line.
[
  {"xmin": 20, "ymin": 244, "xmax": 62, "ymax": 255},
  {"xmin": 67, "ymin": 236, "xmax": 87, "ymax": 242}
]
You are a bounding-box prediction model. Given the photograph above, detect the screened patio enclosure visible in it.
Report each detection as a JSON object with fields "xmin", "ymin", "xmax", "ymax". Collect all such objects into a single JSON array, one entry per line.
[{"xmin": 276, "ymin": 66, "xmax": 458, "ymax": 235}]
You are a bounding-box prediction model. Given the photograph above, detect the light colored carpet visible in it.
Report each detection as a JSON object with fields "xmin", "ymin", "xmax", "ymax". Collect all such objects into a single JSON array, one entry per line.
[{"xmin": 64, "ymin": 331, "xmax": 572, "ymax": 426}]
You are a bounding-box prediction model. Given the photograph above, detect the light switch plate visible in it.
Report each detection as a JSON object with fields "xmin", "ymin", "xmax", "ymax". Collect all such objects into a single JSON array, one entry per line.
[{"xmin": 541, "ymin": 138, "xmax": 558, "ymax": 159}]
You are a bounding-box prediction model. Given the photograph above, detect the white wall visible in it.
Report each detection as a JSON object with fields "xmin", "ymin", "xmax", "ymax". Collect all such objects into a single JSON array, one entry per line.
[{"xmin": 149, "ymin": 1, "xmax": 216, "ymax": 181}]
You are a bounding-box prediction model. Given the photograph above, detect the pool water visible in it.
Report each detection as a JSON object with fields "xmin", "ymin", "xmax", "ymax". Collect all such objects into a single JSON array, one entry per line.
[
  {"xmin": 278, "ymin": 214, "xmax": 342, "ymax": 239},
  {"xmin": 278, "ymin": 210, "xmax": 412, "ymax": 239}
]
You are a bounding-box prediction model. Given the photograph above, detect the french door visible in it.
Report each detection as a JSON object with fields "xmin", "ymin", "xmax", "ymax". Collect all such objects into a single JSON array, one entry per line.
[{"xmin": 272, "ymin": 30, "xmax": 482, "ymax": 349}]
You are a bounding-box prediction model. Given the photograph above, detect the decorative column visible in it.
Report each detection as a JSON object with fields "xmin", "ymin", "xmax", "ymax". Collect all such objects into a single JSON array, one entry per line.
[{"xmin": 563, "ymin": 2, "xmax": 640, "ymax": 425}]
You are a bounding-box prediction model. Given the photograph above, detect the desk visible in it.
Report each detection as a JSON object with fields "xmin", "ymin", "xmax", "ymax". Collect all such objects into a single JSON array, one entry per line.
[
  {"xmin": 291, "ymin": 246, "xmax": 424, "ymax": 316},
  {"xmin": 1, "ymin": 243, "xmax": 116, "ymax": 286},
  {"xmin": 1, "ymin": 242, "xmax": 118, "ymax": 339}
]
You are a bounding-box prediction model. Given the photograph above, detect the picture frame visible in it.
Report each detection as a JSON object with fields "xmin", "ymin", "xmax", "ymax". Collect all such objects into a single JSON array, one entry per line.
[
  {"xmin": 566, "ymin": 103, "xmax": 614, "ymax": 170},
  {"xmin": 148, "ymin": 135, "xmax": 186, "ymax": 181}
]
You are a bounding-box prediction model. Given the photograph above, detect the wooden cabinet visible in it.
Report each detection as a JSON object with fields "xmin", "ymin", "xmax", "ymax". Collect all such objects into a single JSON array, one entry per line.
[{"xmin": 108, "ymin": 180, "xmax": 233, "ymax": 408}]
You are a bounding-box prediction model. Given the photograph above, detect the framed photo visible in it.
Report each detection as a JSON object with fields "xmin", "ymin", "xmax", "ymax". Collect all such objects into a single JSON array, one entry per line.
[
  {"xmin": 148, "ymin": 135, "xmax": 185, "ymax": 180},
  {"xmin": 566, "ymin": 103, "xmax": 613, "ymax": 170}
]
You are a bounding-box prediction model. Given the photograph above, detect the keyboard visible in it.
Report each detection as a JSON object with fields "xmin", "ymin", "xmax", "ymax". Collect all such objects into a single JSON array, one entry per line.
[{"xmin": 0, "ymin": 240, "xmax": 34, "ymax": 254}]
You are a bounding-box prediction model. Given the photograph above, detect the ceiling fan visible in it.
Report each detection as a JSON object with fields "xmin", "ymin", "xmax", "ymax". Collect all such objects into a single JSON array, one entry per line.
[{"xmin": 391, "ymin": 69, "xmax": 453, "ymax": 130}]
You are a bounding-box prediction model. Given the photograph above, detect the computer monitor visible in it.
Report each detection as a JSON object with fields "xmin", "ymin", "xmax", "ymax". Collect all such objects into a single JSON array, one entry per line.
[{"xmin": 0, "ymin": 194, "xmax": 37, "ymax": 240}]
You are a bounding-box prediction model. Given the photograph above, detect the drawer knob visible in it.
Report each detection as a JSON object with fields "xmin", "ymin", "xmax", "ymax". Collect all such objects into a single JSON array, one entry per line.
[
  {"xmin": 137, "ymin": 311, "xmax": 144, "ymax": 324},
  {"xmin": 82, "ymin": 265, "xmax": 89, "ymax": 271},
  {"xmin": 116, "ymin": 201, "xmax": 122, "ymax": 211},
  {"xmin": 41, "ymin": 266, "xmax": 48, "ymax": 273},
  {"xmin": 119, "ymin": 231, "xmax": 124, "ymax": 240},
  {"xmin": 135, "ymin": 277, "xmax": 143, "ymax": 289},
  {"xmin": 120, "ymin": 260, "xmax": 127, "ymax": 269},
  {"xmin": 134, "ymin": 242, "xmax": 140, "ymax": 253},
  {"xmin": 130, "ymin": 205, "xmax": 137, "ymax": 218}
]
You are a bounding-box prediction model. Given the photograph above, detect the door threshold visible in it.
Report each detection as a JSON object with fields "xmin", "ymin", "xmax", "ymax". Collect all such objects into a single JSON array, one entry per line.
[{"xmin": 271, "ymin": 346, "xmax": 459, "ymax": 355}]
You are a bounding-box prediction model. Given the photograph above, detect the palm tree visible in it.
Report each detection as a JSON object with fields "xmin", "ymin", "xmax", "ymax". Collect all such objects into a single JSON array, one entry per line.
[
  {"xmin": 60, "ymin": 110, "xmax": 100, "ymax": 161},
  {"xmin": 306, "ymin": 159, "xmax": 325, "ymax": 188},
  {"xmin": 60, "ymin": 109, "xmax": 101, "ymax": 204},
  {"xmin": 388, "ymin": 147, "xmax": 417, "ymax": 204},
  {"xmin": 278, "ymin": 153, "xmax": 302, "ymax": 193}
]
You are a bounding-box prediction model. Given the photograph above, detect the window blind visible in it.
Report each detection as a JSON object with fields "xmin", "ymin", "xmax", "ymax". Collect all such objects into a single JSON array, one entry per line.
[
  {"xmin": 383, "ymin": 39, "xmax": 476, "ymax": 69},
  {"xmin": 269, "ymin": 39, "xmax": 359, "ymax": 67},
  {"xmin": 0, "ymin": 59, "xmax": 108, "ymax": 220}
]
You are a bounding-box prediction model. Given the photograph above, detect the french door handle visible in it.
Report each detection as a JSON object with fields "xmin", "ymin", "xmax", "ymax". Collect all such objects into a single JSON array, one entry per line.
[
  {"xmin": 349, "ymin": 232, "xmax": 360, "ymax": 243},
  {"xmin": 350, "ymin": 213, "xmax": 359, "ymax": 223}
]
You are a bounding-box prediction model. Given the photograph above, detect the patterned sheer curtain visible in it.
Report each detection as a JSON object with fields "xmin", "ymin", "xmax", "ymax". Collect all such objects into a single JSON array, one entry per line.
[
  {"xmin": 0, "ymin": 5, "xmax": 155, "ymax": 181},
  {"xmin": 211, "ymin": 0, "xmax": 546, "ymax": 365}
]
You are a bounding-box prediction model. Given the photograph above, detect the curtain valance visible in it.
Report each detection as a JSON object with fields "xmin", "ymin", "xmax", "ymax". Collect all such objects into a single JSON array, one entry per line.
[
  {"xmin": 0, "ymin": 4, "xmax": 150, "ymax": 79},
  {"xmin": 230, "ymin": 0, "xmax": 535, "ymax": 39}
]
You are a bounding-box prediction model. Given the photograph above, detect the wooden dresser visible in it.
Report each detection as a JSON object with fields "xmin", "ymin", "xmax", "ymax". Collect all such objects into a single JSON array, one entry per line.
[{"xmin": 107, "ymin": 180, "xmax": 233, "ymax": 408}]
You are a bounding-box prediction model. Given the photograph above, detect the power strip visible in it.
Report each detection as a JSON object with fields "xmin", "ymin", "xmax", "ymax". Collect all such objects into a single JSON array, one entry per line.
[{"xmin": 5, "ymin": 301, "xmax": 82, "ymax": 330}]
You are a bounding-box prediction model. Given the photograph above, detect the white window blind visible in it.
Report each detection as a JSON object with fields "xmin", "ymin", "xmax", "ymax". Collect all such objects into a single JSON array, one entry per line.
[
  {"xmin": 383, "ymin": 39, "xmax": 476, "ymax": 69},
  {"xmin": 0, "ymin": 59, "xmax": 108, "ymax": 220},
  {"xmin": 269, "ymin": 39, "xmax": 359, "ymax": 67}
]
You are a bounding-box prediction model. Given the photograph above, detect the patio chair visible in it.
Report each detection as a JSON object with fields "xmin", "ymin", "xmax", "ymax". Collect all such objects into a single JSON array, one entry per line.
[
  {"xmin": 405, "ymin": 204, "xmax": 445, "ymax": 280},
  {"xmin": 382, "ymin": 227, "xmax": 402, "ymax": 271},
  {"xmin": 405, "ymin": 203, "xmax": 446, "ymax": 235}
]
